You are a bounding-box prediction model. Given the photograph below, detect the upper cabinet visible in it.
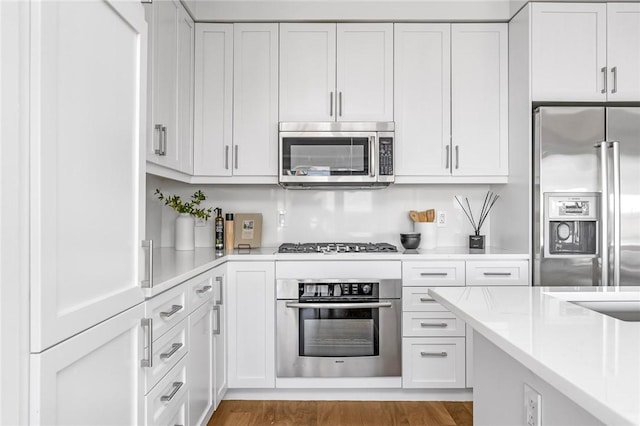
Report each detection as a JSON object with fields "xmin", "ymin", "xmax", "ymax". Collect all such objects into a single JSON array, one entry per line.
[
  {"xmin": 280, "ymin": 23, "xmax": 393, "ymax": 122},
  {"xmin": 145, "ymin": 0, "xmax": 194, "ymax": 173},
  {"xmin": 194, "ymin": 23, "xmax": 279, "ymax": 180},
  {"xmin": 531, "ymin": 3, "xmax": 640, "ymax": 102},
  {"xmin": 394, "ymin": 23, "xmax": 508, "ymax": 182}
]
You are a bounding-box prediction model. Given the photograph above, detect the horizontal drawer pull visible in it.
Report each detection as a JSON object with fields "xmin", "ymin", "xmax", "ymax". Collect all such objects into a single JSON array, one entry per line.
[
  {"xmin": 483, "ymin": 272, "xmax": 512, "ymax": 276},
  {"xmin": 161, "ymin": 381, "xmax": 184, "ymax": 402},
  {"xmin": 420, "ymin": 351, "xmax": 448, "ymax": 357},
  {"xmin": 160, "ymin": 304, "xmax": 183, "ymax": 318},
  {"xmin": 420, "ymin": 272, "xmax": 448, "ymax": 276},
  {"xmin": 420, "ymin": 322, "xmax": 448, "ymax": 328},
  {"xmin": 195, "ymin": 285, "xmax": 212, "ymax": 294},
  {"xmin": 159, "ymin": 343, "xmax": 183, "ymax": 360},
  {"xmin": 419, "ymin": 297, "xmax": 436, "ymax": 302}
]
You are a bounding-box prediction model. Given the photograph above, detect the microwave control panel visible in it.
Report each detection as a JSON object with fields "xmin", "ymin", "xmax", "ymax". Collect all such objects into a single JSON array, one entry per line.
[{"xmin": 379, "ymin": 137, "xmax": 394, "ymax": 176}]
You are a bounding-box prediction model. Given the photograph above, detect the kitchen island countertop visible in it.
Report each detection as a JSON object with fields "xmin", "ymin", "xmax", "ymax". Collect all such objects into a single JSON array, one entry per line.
[{"xmin": 428, "ymin": 285, "xmax": 640, "ymax": 426}]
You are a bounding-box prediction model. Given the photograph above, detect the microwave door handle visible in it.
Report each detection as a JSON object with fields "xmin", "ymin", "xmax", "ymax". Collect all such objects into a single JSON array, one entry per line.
[{"xmin": 369, "ymin": 136, "xmax": 376, "ymax": 178}]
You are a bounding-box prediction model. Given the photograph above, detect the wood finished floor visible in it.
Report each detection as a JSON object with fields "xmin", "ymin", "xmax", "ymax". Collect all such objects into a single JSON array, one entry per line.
[{"xmin": 208, "ymin": 400, "xmax": 473, "ymax": 426}]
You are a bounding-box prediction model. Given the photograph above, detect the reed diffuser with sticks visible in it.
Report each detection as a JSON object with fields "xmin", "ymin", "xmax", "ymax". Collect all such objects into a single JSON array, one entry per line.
[{"xmin": 455, "ymin": 191, "xmax": 500, "ymax": 251}]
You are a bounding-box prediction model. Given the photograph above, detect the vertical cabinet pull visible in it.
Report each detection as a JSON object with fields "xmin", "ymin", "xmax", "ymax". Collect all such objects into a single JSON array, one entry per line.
[
  {"xmin": 160, "ymin": 305, "xmax": 183, "ymax": 318},
  {"xmin": 141, "ymin": 240, "xmax": 153, "ymax": 289},
  {"xmin": 611, "ymin": 66, "xmax": 618, "ymax": 94},
  {"xmin": 160, "ymin": 382, "xmax": 184, "ymax": 402},
  {"xmin": 154, "ymin": 124, "xmax": 163, "ymax": 155},
  {"xmin": 338, "ymin": 92, "xmax": 343, "ymax": 117},
  {"xmin": 369, "ymin": 137, "xmax": 375, "ymax": 177},
  {"xmin": 601, "ymin": 67, "xmax": 607, "ymax": 94},
  {"xmin": 445, "ymin": 145, "xmax": 450, "ymax": 169},
  {"xmin": 234, "ymin": 145, "xmax": 239, "ymax": 169},
  {"xmin": 215, "ymin": 276, "xmax": 224, "ymax": 305},
  {"xmin": 455, "ymin": 145, "xmax": 460, "ymax": 169},
  {"xmin": 213, "ymin": 305, "xmax": 221, "ymax": 335},
  {"xmin": 224, "ymin": 145, "xmax": 230, "ymax": 170},
  {"xmin": 141, "ymin": 318, "xmax": 153, "ymax": 368},
  {"xmin": 329, "ymin": 92, "xmax": 334, "ymax": 117}
]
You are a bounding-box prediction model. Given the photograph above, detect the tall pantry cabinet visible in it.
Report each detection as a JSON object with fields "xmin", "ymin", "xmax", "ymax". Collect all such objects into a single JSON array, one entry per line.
[{"xmin": 27, "ymin": 0, "xmax": 148, "ymax": 423}]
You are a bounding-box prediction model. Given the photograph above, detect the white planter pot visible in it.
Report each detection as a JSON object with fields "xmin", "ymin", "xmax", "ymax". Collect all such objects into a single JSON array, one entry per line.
[{"xmin": 175, "ymin": 213, "xmax": 195, "ymax": 251}]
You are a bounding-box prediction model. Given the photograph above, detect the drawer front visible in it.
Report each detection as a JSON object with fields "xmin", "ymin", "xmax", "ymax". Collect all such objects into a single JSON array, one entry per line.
[
  {"xmin": 466, "ymin": 260, "xmax": 529, "ymax": 286},
  {"xmin": 402, "ymin": 337, "xmax": 466, "ymax": 388},
  {"xmin": 402, "ymin": 287, "xmax": 449, "ymax": 312},
  {"xmin": 145, "ymin": 355, "xmax": 188, "ymax": 426},
  {"xmin": 145, "ymin": 317, "xmax": 189, "ymax": 394},
  {"xmin": 188, "ymin": 272, "xmax": 215, "ymax": 313},
  {"xmin": 402, "ymin": 312, "xmax": 466, "ymax": 337},
  {"xmin": 402, "ymin": 261, "xmax": 465, "ymax": 287},
  {"xmin": 155, "ymin": 392, "xmax": 187, "ymax": 426},
  {"xmin": 147, "ymin": 284, "xmax": 188, "ymax": 341}
]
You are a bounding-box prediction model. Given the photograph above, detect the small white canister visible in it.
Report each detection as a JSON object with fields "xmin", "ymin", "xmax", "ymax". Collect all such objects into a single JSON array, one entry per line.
[{"xmin": 414, "ymin": 222, "xmax": 437, "ymax": 249}]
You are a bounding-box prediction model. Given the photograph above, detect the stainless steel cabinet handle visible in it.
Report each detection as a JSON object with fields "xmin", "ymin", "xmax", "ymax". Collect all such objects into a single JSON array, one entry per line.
[
  {"xmin": 160, "ymin": 382, "xmax": 184, "ymax": 402},
  {"xmin": 598, "ymin": 141, "xmax": 609, "ymax": 287},
  {"xmin": 141, "ymin": 240, "xmax": 153, "ymax": 288},
  {"xmin": 611, "ymin": 66, "xmax": 618, "ymax": 94},
  {"xmin": 286, "ymin": 301, "xmax": 392, "ymax": 309},
  {"xmin": 445, "ymin": 145, "xmax": 450, "ymax": 169},
  {"xmin": 483, "ymin": 272, "xmax": 512, "ymax": 276},
  {"xmin": 330, "ymin": 92, "xmax": 334, "ymax": 117},
  {"xmin": 338, "ymin": 92, "xmax": 343, "ymax": 117},
  {"xmin": 160, "ymin": 343, "xmax": 183, "ymax": 359},
  {"xmin": 601, "ymin": 67, "xmax": 607, "ymax": 94},
  {"xmin": 140, "ymin": 318, "xmax": 153, "ymax": 368},
  {"xmin": 224, "ymin": 145, "xmax": 229, "ymax": 170},
  {"xmin": 420, "ymin": 272, "xmax": 448, "ymax": 276},
  {"xmin": 369, "ymin": 136, "xmax": 375, "ymax": 178},
  {"xmin": 420, "ymin": 351, "xmax": 448, "ymax": 357},
  {"xmin": 196, "ymin": 285, "xmax": 212, "ymax": 295},
  {"xmin": 420, "ymin": 322, "xmax": 448, "ymax": 328},
  {"xmin": 160, "ymin": 304, "xmax": 183, "ymax": 318},
  {"xmin": 215, "ymin": 276, "xmax": 223, "ymax": 305},
  {"xmin": 419, "ymin": 297, "xmax": 436, "ymax": 303},
  {"xmin": 234, "ymin": 145, "xmax": 239, "ymax": 169},
  {"xmin": 455, "ymin": 145, "xmax": 460, "ymax": 169},
  {"xmin": 611, "ymin": 141, "xmax": 621, "ymax": 287},
  {"xmin": 154, "ymin": 124, "xmax": 163, "ymax": 155},
  {"xmin": 213, "ymin": 305, "xmax": 221, "ymax": 335},
  {"xmin": 160, "ymin": 126, "xmax": 168, "ymax": 156}
]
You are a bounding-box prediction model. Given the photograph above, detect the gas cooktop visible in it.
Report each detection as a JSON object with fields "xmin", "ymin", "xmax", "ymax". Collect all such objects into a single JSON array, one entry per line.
[{"xmin": 278, "ymin": 242, "xmax": 398, "ymax": 254}]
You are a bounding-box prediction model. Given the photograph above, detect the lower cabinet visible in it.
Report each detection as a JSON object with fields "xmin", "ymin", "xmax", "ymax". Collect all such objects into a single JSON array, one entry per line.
[
  {"xmin": 402, "ymin": 337, "xmax": 466, "ymax": 388},
  {"xmin": 145, "ymin": 355, "xmax": 189, "ymax": 425},
  {"xmin": 212, "ymin": 268, "xmax": 228, "ymax": 408},
  {"xmin": 226, "ymin": 261, "xmax": 276, "ymax": 388},
  {"xmin": 188, "ymin": 302, "xmax": 214, "ymax": 426}
]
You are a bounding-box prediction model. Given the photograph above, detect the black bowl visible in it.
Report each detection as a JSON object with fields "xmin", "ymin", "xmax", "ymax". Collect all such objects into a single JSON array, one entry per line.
[{"xmin": 400, "ymin": 232, "xmax": 421, "ymax": 250}]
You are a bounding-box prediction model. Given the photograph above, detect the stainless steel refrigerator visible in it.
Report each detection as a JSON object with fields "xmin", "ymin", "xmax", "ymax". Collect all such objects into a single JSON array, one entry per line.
[{"xmin": 533, "ymin": 106, "xmax": 640, "ymax": 286}]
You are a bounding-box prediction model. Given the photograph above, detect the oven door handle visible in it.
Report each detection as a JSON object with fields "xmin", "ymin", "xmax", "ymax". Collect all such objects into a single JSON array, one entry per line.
[{"xmin": 285, "ymin": 301, "xmax": 393, "ymax": 309}]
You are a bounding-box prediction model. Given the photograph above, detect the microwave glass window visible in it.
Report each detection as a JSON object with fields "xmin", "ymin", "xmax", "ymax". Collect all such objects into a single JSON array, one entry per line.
[{"xmin": 282, "ymin": 137, "xmax": 370, "ymax": 176}]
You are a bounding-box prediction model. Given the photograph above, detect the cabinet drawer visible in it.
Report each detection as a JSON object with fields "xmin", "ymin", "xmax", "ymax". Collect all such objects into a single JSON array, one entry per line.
[
  {"xmin": 155, "ymin": 392, "xmax": 187, "ymax": 426},
  {"xmin": 188, "ymin": 271, "xmax": 215, "ymax": 313},
  {"xmin": 145, "ymin": 354, "xmax": 188, "ymax": 426},
  {"xmin": 402, "ymin": 261, "xmax": 465, "ymax": 287},
  {"xmin": 147, "ymin": 284, "xmax": 188, "ymax": 341},
  {"xmin": 402, "ymin": 312, "xmax": 466, "ymax": 337},
  {"xmin": 145, "ymin": 317, "xmax": 189, "ymax": 394},
  {"xmin": 402, "ymin": 287, "xmax": 449, "ymax": 312},
  {"xmin": 402, "ymin": 337, "xmax": 466, "ymax": 388},
  {"xmin": 465, "ymin": 260, "xmax": 529, "ymax": 286}
]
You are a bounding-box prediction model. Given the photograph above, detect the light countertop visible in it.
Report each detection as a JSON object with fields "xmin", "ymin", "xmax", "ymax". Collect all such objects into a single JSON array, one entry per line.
[{"xmin": 428, "ymin": 286, "xmax": 640, "ymax": 426}]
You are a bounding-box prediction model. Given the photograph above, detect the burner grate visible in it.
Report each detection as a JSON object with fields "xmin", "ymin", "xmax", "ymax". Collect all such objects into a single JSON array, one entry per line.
[{"xmin": 278, "ymin": 242, "xmax": 398, "ymax": 254}]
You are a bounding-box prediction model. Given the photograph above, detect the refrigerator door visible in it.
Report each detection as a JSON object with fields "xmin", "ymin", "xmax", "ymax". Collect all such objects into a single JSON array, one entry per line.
[
  {"xmin": 606, "ymin": 107, "xmax": 640, "ymax": 286},
  {"xmin": 533, "ymin": 107, "xmax": 605, "ymax": 286}
]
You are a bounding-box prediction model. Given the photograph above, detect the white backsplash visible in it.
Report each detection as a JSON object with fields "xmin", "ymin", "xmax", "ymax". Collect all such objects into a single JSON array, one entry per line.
[{"xmin": 147, "ymin": 175, "xmax": 495, "ymax": 249}]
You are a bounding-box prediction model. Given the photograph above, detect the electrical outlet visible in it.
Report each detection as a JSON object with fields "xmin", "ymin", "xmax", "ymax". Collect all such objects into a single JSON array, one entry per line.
[
  {"xmin": 524, "ymin": 384, "xmax": 542, "ymax": 426},
  {"xmin": 437, "ymin": 211, "xmax": 447, "ymax": 227},
  {"xmin": 195, "ymin": 217, "xmax": 207, "ymax": 227},
  {"xmin": 277, "ymin": 210, "xmax": 287, "ymax": 228}
]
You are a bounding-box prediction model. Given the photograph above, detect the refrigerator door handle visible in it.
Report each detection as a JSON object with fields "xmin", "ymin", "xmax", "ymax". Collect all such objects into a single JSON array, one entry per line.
[
  {"xmin": 598, "ymin": 141, "xmax": 609, "ymax": 287},
  {"xmin": 611, "ymin": 141, "xmax": 621, "ymax": 287}
]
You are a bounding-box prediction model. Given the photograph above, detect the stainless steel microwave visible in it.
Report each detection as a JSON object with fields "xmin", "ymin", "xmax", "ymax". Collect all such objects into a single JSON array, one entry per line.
[{"xmin": 278, "ymin": 122, "xmax": 395, "ymax": 188}]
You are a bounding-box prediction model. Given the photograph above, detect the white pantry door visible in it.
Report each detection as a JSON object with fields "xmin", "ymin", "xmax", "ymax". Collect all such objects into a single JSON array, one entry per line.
[{"xmin": 29, "ymin": 0, "xmax": 147, "ymax": 352}]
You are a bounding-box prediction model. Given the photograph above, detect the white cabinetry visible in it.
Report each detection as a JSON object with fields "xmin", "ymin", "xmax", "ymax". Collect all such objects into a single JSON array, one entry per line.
[
  {"xmin": 212, "ymin": 268, "xmax": 228, "ymax": 409},
  {"xmin": 188, "ymin": 301, "xmax": 214, "ymax": 426},
  {"xmin": 194, "ymin": 24, "xmax": 279, "ymax": 180},
  {"xmin": 145, "ymin": 0, "xmax": 194, "ymax": 173},
  {"xmin": 227, "ymin": 261, "xmax": 276, "ymax": 388},
  {"xmin": 531, "ymin": 3, "xmax": 640, "ymax": 102},
  {"xmin": 395, "ymin": 23, "xmax": 508, "ymax": 182},
  {"xmin": 279, "ymin": 23, "xmax": 393, "ymax": 122}
]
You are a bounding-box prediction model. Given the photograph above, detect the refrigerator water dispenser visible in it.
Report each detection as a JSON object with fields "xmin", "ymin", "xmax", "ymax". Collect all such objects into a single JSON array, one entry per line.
[{"xmin": 545, "ymin": 193, "xmax": 599, "ymax": 257}]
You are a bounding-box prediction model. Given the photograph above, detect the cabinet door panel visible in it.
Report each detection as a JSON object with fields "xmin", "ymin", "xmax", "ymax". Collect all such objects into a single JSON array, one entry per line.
[
  {"xmin": 30, "ymin": 0, "xmax": 146, "ymax": 352},
  {"xmin": 531, "ymin": 3, "xmax": 607, "ymax": 101},
  {"xmin": 176, "ymin": 7, "xmax": 194, "ymax": 173},
  {"xmin": 394, "ymin": 24, "xmax": 451, "ymax": 177},
  {"xmin": 188, "ymin": 302, "xmax": 214, "ymax": 426},
  {"xmin": 30, "ymin": 304, "xmax": 145, "ymax": 425},
  {"xmin": 213, "ymin": 269, "xmax": 228, "ymax": 408},
  {"xmin": 337, "ymin": 23, "xmax": 393, "ymax": 122},
  {"xmin": 607, "ymin": 3, "xmax": 640, "ymax": 101},
  {"xmin": 451, "ymin": 24, "xmax": 508, "ymax": 176},
  {"xmin": 193, "ymin": 24, "xmax": 233, "ymax": 176},
  {"xmin": 233, "ymin": 24, "xmax": 279, "ymax": 176},
  {"xmin": 279, "ymin": 23, "xmax": 336, "ymax": 122}
]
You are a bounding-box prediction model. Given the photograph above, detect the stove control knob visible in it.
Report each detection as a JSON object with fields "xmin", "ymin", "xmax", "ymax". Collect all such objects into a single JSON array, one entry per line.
[{"xmin": 361, "ymin": 284, "xmax": 372, "ymax": 295}]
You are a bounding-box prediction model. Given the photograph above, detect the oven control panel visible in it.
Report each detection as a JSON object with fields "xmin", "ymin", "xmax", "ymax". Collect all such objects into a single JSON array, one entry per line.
[{"xmin": 299, "ymin": 282, "xmax": 378, "ymax": 300}]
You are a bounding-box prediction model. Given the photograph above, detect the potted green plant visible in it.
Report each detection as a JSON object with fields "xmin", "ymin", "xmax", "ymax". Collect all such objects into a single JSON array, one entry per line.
[{"xmin": 155, "ymin": 189, "xmax": 213, "ymax": 251}]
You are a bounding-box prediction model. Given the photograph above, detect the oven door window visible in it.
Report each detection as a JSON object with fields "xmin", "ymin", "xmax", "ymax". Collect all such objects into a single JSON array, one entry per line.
[
  {"xmin": 281, "ymin": 137, "xmax": 371, "ymax": 177},
  {"xmin": 298, "ymin": 306, "xmax": 379, "ymax": 357}
]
